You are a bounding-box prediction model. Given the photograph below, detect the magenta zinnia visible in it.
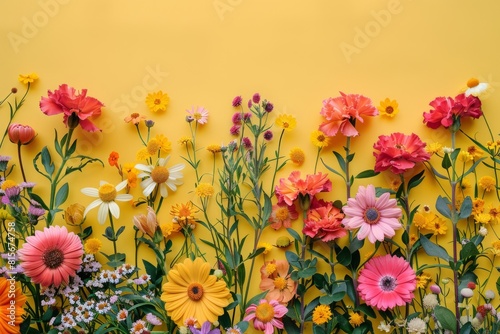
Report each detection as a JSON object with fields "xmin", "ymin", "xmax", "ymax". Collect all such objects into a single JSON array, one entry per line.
[
  {"xmin": 244, "ymin": 299, "xmax": 288, "ymax": 334},
  {"xmin": 357, "ymin": 254, "xmax": 416, "ymax": 310},
  {"xmin": 373, "ymin": 132, "xmax": 431, "ymax": 175},
  {"xmin": 18, "ymin": 225, "xmax": 83, "ymax": 287},
  {"xmin": 342, "ymin": 185, "xmax": 402, "ymax": 243}
]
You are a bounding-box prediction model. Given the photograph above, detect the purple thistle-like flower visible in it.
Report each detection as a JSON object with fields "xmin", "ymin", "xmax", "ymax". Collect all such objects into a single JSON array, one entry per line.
[
  {"xmin": 28, "ymin": 200, "xmax": 46, "ymax": 218},
  {"xmin": 232, "ymin": 112, "xmax": 243, "ymax": 125},
  {"xmin": 252, "ymin": 93, "xmax": 261, "ymax": 104},
  {"xmin": 247, "ymin": 99, "xmax": 253, "ymax": 108},
  {"xmin": 263, "ymin": 130, "xmax": 273, "ymax": 141},
  {"xmin": 243, "ymin": 112, "xmax": 252, "ymax": 121},
  {"xmin": 232, "ymin": 96, "xmax": 242, "ymax": 107},
  {"xmin": 264, "ymin": 100, "xmax": 274, "ymax": 112},
  {"xmin": 242, "ymin": 137, "xmax": 253, "ymax": 150},
  {"xmin": 230, "ymin": 125, "xmax": 241, "ymax": 136}
]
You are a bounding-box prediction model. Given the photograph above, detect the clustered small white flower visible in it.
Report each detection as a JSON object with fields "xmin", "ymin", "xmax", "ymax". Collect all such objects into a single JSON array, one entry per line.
[
  {"xmin": 406, "ymin": 317, "xmax": 427, "ymax": 334},
  {"xmin": 422, "ymin": 293, "xmax": 439, "ymax": 310}
]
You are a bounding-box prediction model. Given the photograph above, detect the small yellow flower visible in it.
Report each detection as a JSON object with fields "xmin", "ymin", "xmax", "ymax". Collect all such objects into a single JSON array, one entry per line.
[
  {"xmin": 428, "ymin": 215, "xmax": 448, "ymax": 235},
  {"xmin": 18, "ymin": 73, "xmax": 39, "ymax": 84},
  {"xmin": 467, "ymin": 145, "xmax": 483, "ymax": 159},
  {"xmin": 474, "ymin": 213, "xmax": 492, "ymax": 225},
  {"xmin": 488, "ymin": 206, "xmax": 500, "ymax": 223},
  {"xmin": 160, "ymin": 221, "xmax": 181, "ymax": 237},
  {"xmin": 458, "ymin": 150, "xmax": 473, "ymax": 162},
  {"xmin": 257, "ymin": 242, "xmax": 273, "ymax": 255},
  {"xmin": 388, "ymin": 176, "xmax": 402, "ymax": 192},
  {"xmin": 1, "ymin": 179, "xmax": 16, "ymax": 191},
  {"xmin": 310, "ymin": 130, "xmax": 330, "ymax": 148},
  {"xmin": 178, "ymin": 136, "xmax": 192, "ymax": 145},
  {"xmin": 479, "ymin": 176, "xmax": 496, "ymax": 192},
  {"xmin": 473, "ymin": 198, "xmax": 485, "ymax": 215},
  {"xmin": 84, "ymin": 238, "xmax": 102, "ymax": 254},
  {"xmin": 377, "ymin": 98, "xmax": 399, "ymax": 117},
  {"xmin": 486, "ymin": 141, "xmax": 497, "ymax": 150},
  {"xmin": 146, "ymin": 90, "xmax": 169, "ymax": 113},
  {"xmin": 492, "ymin": 240, "xmax": 500, "ymax": 255},
  {"xmin": 289, "ymin": 147, "xmax": 305, "ymax": 165},
  {"xmin": 312, "ymin": 305, "xmax": 332, "ymax": 325},
  {"xmin": 206, "ymin": 144, "xmax": 222, "ymax": 154},
  {"xmin": 409, "ymin": 233, "xmax": 418, "ymax": 246},
  {"xmin": 349, "ymin": 312, "xmax": 364, "ymax": 327},
  {"xmin": 170, "ymin": 202, "xmax": 199, "ymax": 227},
  {"xmin": 275, "ymin": 114, "xmax": 297, "ymax": 131},
  {"xmin": 195, "ymin": 183, "xmax": 214, "ymax": 198},
  {"xmin": 426, "ymin": 142, "xmax": 443, "ymax": 155},
  {"xmin": 123, "ymin": 163, "xmax": 139, "ymax": 188},
  {"xmin": 416, "ymin": 272, "xmax": 432, "ymax": 289}
]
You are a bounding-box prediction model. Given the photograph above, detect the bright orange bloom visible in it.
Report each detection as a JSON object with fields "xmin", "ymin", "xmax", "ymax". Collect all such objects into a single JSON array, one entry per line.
[
  {"xmin": 259, "ymin": 260, "xmax": 297, "ymax": 304},
  {"xmin": 275, "ymin": 171, "xmax": 332, "ymax": 207},
  {"xmin": 108, "ymin": 151, "xmax": 119, "ymax": 167}
]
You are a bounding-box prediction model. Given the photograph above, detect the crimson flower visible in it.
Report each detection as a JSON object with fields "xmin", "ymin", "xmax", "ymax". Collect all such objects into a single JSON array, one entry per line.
[
  {"xmin": 319, "ymin": 92, "xmax": 378, "ymax": 137},
  {"xmin": 373, "ymin": 132, "xmax": 430, "ymax": 174},
  {"xmin": 357, "ymin": 254, "xmax": 416, "ymax": 310},
  {"xmin": 275, "ymin": 171, "xmax": 331, "ymax": 208},
  {"xmin": 40, "ymin": 84, "xmax": 104, "ymax": 132},
  {"xmin": 303, "ymin": 201, "xmax": 347, "ymax": 242},
  {"xmin": 423, "ymin": 93, "xmax": 482, "ymax": 130}
]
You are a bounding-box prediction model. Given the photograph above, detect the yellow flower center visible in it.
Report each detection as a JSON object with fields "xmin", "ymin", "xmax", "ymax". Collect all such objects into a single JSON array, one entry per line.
[
  {"xmin": 154, "ymin": 98, "xmax": 162, "ymax": 105},
  {"xmin": 193, "ymin": 112, "xmax": 202, "ymax": 120},
  {"xmin": 98, "ymin": 184, "xmax": 117, "ymax": 202},
  {"xmin": 187, "ymin": 282, "xmax": 204, "ymax": 301},
  {"xmin": 274, "ymin": 276, "xmax": 287, "ymax": 290},
  {"xmin": 255, "ymin": 302, "xmax": 275, "ymax": 323},
  {"xmin": 265, "ymin": 263, "xmax": 277, "ymax": 276},
  {"xmin": 385, "ymin": 106, "xmax": 394, "ymax": 114},
  {"xmin": 151, "ymin": 166, "xmax": 170, "ymax": 184},
  {"xmin": 147, "ymin": 139, "xmax": 160, "ymax": 155},
  {"xmin": 276, "ymin": 207, "xmax": 289, "ymax": 221},
  {"xmin": 43, "ymin": 248, "xmax": 64, "ymax": 269},
  {"xmin": 467, "ymin": 78, "xmax": 480, "ymax": 88}
]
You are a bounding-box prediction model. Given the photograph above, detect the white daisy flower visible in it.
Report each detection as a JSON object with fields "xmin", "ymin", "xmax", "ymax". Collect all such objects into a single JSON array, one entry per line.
[
  {"xmin": 465, "ymin": 78, "xmax": 490, "ymax": 97},
  {"xmin": 135, "ymin": 156, "xmax": 184, "ymax": 198},
  {"xmin": 81, "ymin": 180, "xmax": 133, "ymax": 224}
]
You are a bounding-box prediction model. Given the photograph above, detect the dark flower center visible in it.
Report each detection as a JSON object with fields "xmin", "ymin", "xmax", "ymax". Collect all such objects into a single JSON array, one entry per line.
[
  {"xmin": 187, "ymin": 282, "xmax": 204, "ymax": 301},
  {"xmin": 43, "ymin": 248, "xmax": 64, "ymax": 269},
  {"xmin": 379, "ymin": 275, "xmax": 396, "ymax": 292},
  {"xmin": 385, "ymin": 106, "xmax": 394, "ymax": 114},
  {"xmin": 364, "ymin": 207, "xmax": 380, "ymax": 225}
]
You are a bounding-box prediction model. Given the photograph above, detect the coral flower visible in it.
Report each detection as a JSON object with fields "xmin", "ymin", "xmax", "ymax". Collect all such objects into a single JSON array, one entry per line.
[
  {"xmin": 186, "ymin": 106, "xmax": 209, "ymax": 124},
  {"xmin": 244, "ymin": 299, "xmax": 288, "ymax": 334},
  {"xmin": 133, "ymin": 206, "xmax": 158, "ymax": 237},
  {"xmin": 18, "ymin": 225, "xmax": 83, "ymax": 287},
  {"xmin": 160, "ymin": 258, "xmax": 231, "ymax": 326},
  {"xmin": 342, "ymin": 185, "xmax": 402, "ymax": 243},
  {"xmin": 0, "ymin": 277, "xmax": 26, "ymax": 333},
  {"xmin": 357, "ymin": 254, "xmax": 416, "ymax": 311},
  {"xmin": 373, "ymin": 132, "xmax": 431, "ymax": 174},
  {"xmin": 135, "ymin": 156, "xmax": 185, "ymax": 198},
  {"xmin": 268, "ymin": 203, "xmax": 298, "ymax": 229},
  {"xmin": 319, "ymin": 92, "xmax": 378, "ymax": 137},
  {"xmin": 40, "ymin": 84, "xmax": 104, "ymax": 132},
  {"xmin": 275, "ymin": 171, "xmax": 332, "ymax": 207},
  {"xmin": 259, "ymin": 260, "xmax": 297, "ymax": 304},
  {"xmin": 303, "ymin": 202, "xmax": 347, "ymax": 242},
  {"xmin": 146, "ymin": 90, "xmax": 169, "ymax": 113},
  {"xmin": 124, "ymin": 112, "xmax": 146, "ymax": 125},
  {"xmin": 8, "ymin": 123, "xmax": 36, "ymax": 145},
  {"xmin": 81, "ymin": 180, "xmax": 133, "ymax": 224}
]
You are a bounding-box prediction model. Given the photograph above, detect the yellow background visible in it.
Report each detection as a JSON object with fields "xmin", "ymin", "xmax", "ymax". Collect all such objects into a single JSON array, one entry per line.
[{"xmin": 2, "ymin": 1, "xmax": 500, "ymax": 333}]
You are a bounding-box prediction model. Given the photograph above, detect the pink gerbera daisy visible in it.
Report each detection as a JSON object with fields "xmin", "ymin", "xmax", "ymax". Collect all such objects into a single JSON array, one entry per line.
[
  {"xmin": 186, "ymin": 106, "xmax": 209, "ymax": 124},
  {"xmin": 342, "ymin": 185, "xmax": 402, "ymax": 243},
  {"xmin": 244, "ymin": 299, "xmax": 288, "ymax": 334},
  {"xmin": 18, "ymin": 226, "xmax": 83, "ymax": 287},
  {"xmin": 357, "ymin": 254, "xmax": 416, "ymax": 310}
]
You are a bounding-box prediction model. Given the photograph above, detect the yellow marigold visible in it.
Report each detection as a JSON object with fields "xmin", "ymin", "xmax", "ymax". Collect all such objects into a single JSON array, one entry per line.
[
  {"xmin": 416, "ymin": 272, "xmax": 432, "ymax": 289},
  {"xmin": 475, "ymin": 213, "xmax": 492, "ymax": 224},
  {"xmin": 310, "ymin": 130, "xmax": 330, "ymax": 148},
  {"xmin": 178, "ymin": 136, "xmax": 192, "ymax": 145},
  {"xmin": 426, "ymin": 142, "xmax": 443, "ymax": 155},
  {"xmin": 275, "ymin": 114, "xmax": 297, "ymax": 131},
  {"xmin": 479, "ymin": 176, "xmax": 496, "ymax": 192},
  {"xmin": 146, "ymin": 90, "xmax": 169, "ymax": 113},
  {"xmin": 377, "ymin": 98, "xmax": 399, "ymax": 117},
  {"xmin": 206, "ymin": 144, "xmax": 222, "ymax": 154},
  {"xmin": 349, "ymin": 312, "xmax": 364, "ymax": 327},
  {"xmin": 467, "ymin": 145, "xmax": 483, "ymax": 159},
  {"xmin": 160, "ymin": 221, "xmax": 181, "ymax": 237},
  {"xmin": 492, "ymin": 240, "xmax": 500, "ymax": 255},
  {"xmin": 195, "ymin": 183, "xmax": 214, "ymax": 198},
  {"xmin": 488, "ymin": 206, "xmax": 500, "ymax": 223},
  {"xmin": 289, "ymin": 147, "xmax": 305, "ymax": 165},
  {"xmin": 171, "ymin": 202, "xmax": 199, "ymax": 227},
  {"xmin": 84, "ymin": 238, "xmax": 102, "ymax": 254},
  {"xmin": 458, "ymin": 150, "xmax": 473, "ymax": 162},
  {"xmin": 312, "ymin": 305, "xmax": 332, "ymax": 325},
  {"xmin": 18, "ymin": 73, "xmax": 39, "ymax": 84},
  {"xmin": 473, "ymin": 198, "xmax": 485, "ymax": 215},
  {"xmin": 1, "ymin": 179, "xmax": 16, "ymax": 191},
  {"xmin": 257, "ymin": 242, "xmax": 273, "ymax": 255}
]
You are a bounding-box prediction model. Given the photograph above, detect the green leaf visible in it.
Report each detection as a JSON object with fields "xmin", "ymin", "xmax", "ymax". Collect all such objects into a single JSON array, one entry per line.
[
  {"xmin": 103, "ymin": 227, "xmax": 115, "ymax": 240},
  {"xmin": 460, "ymin": 242, "xmax": 479, "ymax": 260},
  {"xmin": 80, "ymin": 226, "xmax": 93, "ymax": 239},
  {"xmin": 459, "ymin": 196, "xmax": 473, "ymax": 219},
  {"xmin": 420, "ymin": 235, "xmax": 452, "ymax": 261},
  {"xmin": 333, "ymin": 150, "xmax": 347, "ymax": 174},
  {"xmin": 435, "ymin": 196, "xmax": 451, "ymax": 219},
  {"xmin": 298, "ymin": 267, "xmax": 317, "ymax": 279},
  {"xmin": 337, "ymin": 246, "xmax": 351, "ymax": 266},
  {"xmin": 287, "ymin": 227, "xmax": 302, "ymax": 242},
  {"xmin": 41, "ymin": 146, "xmax": 55, "ymax": 176},
  {"xmin": 355, "ymin": 169, "xmax": 379, "ymax": 179},
  {"xmin": 434, "ymin": 305, "xmax": 457, "ymax": 332},
  {"xmin": 407, "ymin": 170, "xmax": 425, "ymax": 192},
  {"xmin": 142, "ymin": 259, "xmax": 157, "ymax": 281},
  {"xmin": 115, "ymin": 226, "xmax": 126, "ymax": 238},
  {"xmin": 54, "ymin": 182, "xmax": 69, "ymax": 208},
  {"xmin": 442, "ymin": 152, "xmax": 452, "ymax": 169}
]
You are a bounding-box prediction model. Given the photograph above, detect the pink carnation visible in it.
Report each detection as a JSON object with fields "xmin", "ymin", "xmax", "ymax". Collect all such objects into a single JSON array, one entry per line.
[{"xmin": 423, "ymin": 93, "xmax": 482, "ymax": 129}]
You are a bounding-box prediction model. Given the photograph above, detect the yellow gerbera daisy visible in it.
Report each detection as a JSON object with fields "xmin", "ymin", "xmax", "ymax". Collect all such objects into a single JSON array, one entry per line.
[
  {"xmin": 289, "ymin": 147, "xmax": 305, "ymax": 165},
  {"xmin": 18, "ymin": 73, "xmax": 39, "ymax": 84},
  {"xmin": 377, "ymin": 98, "xmax": 399, "ymax": 117},
  {"xmin": 310, "ymin": 130, "xmax": 330, "ymax": 148},
  {"xmin": 161, "ymin": 258, "xmax": 231, "ymax": 326},
  {"xmin": 274, "ymin": 114, "xmax": 296, "ymax": 131},
  {"xmin": 312, "ymin": 305, "xmax": 332, "ymax": 325},
  {"xmin": 146, "ymin": 90, "xmax": 169, "ymax": 113}
]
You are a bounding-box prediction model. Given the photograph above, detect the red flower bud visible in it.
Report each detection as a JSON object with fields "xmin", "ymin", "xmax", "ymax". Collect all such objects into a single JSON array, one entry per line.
[
  {"xmin": 467, "ymin": 282, "xmax": 476, "ymax": 290},
  {"xmin": 8, "ymin": 123, "xmax": 36, "ymax": 145}
]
